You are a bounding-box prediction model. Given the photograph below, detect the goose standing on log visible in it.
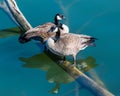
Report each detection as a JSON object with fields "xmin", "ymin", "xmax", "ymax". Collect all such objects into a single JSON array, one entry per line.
[
  {"xmin": 45, "ymin": 32, "xmax": 97, "ymax": 67},
  {"xmin": 19, "ymin": 13, "xmax": 69, "ymax": 43}
]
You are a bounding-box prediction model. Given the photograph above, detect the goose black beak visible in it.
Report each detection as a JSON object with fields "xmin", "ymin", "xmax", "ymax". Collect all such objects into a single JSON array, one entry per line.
[
  {"xmin": 62, "ymin": 16, "xmax": 66, "ymax": 20},
  {"xmin": 60, "ymin": 14, "xmax": 66, "ymax": 20}
]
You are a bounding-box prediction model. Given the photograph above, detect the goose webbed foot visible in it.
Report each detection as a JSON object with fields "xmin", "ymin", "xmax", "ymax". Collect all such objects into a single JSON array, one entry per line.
[
  {"xmin": 69, "ymin": 63, "xmax": 76, "ymax": 68},
  {"xmin": 57, "ymin": 59, "xmax": 65, "ymax": 64},
  {"xmin": 58, "ymin": 56, "xmax": 66, "ymax": 64}
]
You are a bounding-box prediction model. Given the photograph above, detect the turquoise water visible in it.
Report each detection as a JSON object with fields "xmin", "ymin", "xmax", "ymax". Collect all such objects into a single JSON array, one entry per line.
[{"xmin": 0, "ymin": 0, "xmax": 120, "ymax": 96}]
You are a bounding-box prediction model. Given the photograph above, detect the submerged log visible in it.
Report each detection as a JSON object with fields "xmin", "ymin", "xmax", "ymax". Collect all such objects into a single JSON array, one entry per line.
[
  {"xmin": 1, "ymin": 0, "xmax": 114, "ymax": 96},
  {"xmin": 60, "ymin": 61, "xmax": 113, "ymax": 96}
]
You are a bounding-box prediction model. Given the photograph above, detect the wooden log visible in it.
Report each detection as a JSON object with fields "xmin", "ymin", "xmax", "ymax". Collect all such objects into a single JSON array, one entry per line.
[
  {"xmin": 1, "ymin": 0, "xmax": 114, "ymax": 96},
  {"xmin": 3, "ymin": 0, "xmax": 32, "ymax": 31},
  {"xmin": 60, "ymin": 61, "xmax": 114, "ymax": 96}
]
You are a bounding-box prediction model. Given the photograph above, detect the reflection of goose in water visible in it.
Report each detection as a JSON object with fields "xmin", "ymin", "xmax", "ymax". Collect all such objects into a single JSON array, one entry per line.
[
  {"xmin": 20, "ymin": 52, "xmax": 98, "ymax": 94},
  {"xmin": 20, "ymin": 53, "xmax": 74, "ymax": 94},
  {"xmin": 19, "ymin": 13, "xmax": 69, "ymax": 43},
  {"xmin": 46, "ymin": 32, "xmax": 97, "ymax": 66}
]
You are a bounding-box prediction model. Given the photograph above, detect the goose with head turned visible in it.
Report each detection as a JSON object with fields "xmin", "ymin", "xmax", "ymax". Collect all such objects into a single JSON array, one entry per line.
[{"xmin": 19, "ymin": 13, "xmax": 69, "ymax": 43}]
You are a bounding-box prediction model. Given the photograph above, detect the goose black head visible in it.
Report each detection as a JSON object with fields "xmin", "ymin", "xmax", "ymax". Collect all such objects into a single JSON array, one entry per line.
[
  {"xmin": 19, "ymin": 34, "xmax": 31, "ymax": 44},
  {"xmin": 54, "ymin": 13, "xmax": 65, "ymax": 25}
]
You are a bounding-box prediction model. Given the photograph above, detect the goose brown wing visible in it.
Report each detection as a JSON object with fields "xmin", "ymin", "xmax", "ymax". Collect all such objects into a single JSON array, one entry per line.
[{"xmin": 24, "ymin": 22, "xmax": 56, "ymax": 39}]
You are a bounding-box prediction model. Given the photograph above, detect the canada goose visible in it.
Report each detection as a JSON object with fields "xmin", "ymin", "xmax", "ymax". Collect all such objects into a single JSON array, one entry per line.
[
  {"xmin": 45, "ymin": 32, "xmax": 97, "ymax": 67},
  {"xmin": 19, "ymin": 13, "xmax": 69, "ymax": 43}
]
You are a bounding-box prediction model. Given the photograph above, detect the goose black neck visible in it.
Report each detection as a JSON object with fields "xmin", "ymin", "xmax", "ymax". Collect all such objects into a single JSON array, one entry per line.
[
  {"xmin": 54, "ymin": 18, "xmax": 60, "ymax": 25},
  {"xmin": 54, "ymin": 29, "xmax": 60, "ymax": 42}
]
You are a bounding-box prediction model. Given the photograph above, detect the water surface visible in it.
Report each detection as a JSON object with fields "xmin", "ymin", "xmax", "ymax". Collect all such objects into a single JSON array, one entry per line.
[{"xmin": 0, "ymin": 0, "xmax": 120, "ymax": 96}]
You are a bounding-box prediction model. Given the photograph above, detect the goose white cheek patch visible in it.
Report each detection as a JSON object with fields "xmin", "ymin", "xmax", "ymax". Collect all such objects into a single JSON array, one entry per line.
[{"xmin": 57, "ymin": 16, "xmax": 62, "ymax": 20}]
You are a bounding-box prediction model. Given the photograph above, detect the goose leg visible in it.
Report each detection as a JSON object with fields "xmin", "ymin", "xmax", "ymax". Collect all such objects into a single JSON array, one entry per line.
[{"xmin": 71, "ymin": 54, "xmax": 76, "ymax": 67}]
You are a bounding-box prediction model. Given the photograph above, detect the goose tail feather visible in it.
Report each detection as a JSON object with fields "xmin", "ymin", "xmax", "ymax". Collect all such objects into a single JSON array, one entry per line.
[{"xmin": 87, "ymin": 37, "xmax": 97, "ymax": 46}]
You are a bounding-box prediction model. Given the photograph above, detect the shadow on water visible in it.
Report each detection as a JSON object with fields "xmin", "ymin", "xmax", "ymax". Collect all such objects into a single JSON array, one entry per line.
[{"xmin": 0, "ymin": 27, "xmax": 22, "ymax": 38}]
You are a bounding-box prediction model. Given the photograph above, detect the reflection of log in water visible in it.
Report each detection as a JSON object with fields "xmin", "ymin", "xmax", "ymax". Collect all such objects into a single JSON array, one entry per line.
[{"xmin": 0, "ymin": 0, "xmax": 114, "ymax": 96}]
